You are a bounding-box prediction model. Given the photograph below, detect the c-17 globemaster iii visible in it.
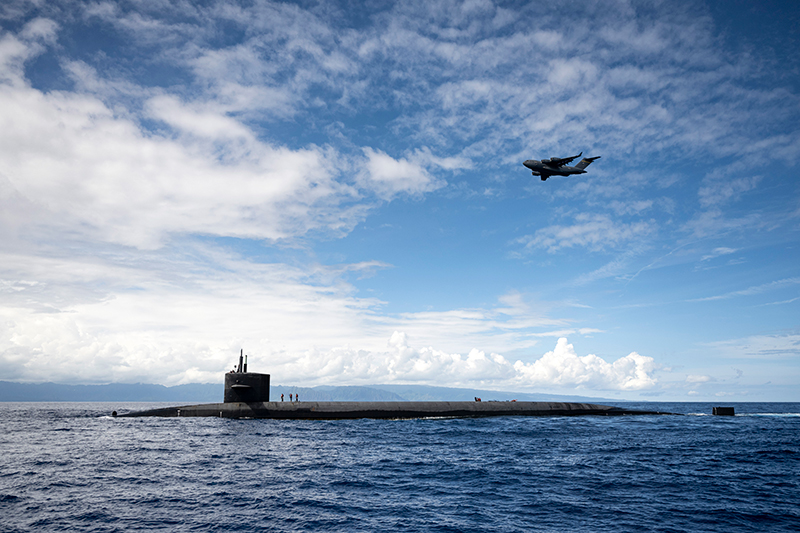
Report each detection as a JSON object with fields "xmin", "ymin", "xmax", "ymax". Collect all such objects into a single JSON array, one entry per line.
[{"xmin": 523, "ymin": 152, "xmax": 601, "ymax": 181}]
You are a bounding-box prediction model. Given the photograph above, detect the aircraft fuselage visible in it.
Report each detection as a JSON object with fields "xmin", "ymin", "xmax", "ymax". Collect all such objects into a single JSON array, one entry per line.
[{"xmin": 523, "ymin": 160, "xmax": 587, "ymax": 178}]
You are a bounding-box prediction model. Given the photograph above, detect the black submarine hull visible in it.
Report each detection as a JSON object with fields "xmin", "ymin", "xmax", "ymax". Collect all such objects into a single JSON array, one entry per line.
[{"xmin": 115, "ymin": 400, "xmax": 672, "ymax": 419}]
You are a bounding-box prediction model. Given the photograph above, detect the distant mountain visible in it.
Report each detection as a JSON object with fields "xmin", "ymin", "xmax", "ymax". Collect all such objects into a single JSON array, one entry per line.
[{"xmin": 0, "ymin": 381, "xmax": 620, "ymax": 403}]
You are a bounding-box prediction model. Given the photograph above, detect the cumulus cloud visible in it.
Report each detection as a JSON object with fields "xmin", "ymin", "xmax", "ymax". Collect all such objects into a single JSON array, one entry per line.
[
  {"xmin": 1, "ymin": 292, "xmax": 657, "ymax": 391},
  {"xmin": 359, "ymin": 148, "xmax": 445, "ymax": 199},
  {"xmin": 0, "ymin": 244, "xmax": 553, "ymax": 384},
  {"xmin": 0, "ymin": 28, "xmax": 454, "ymax": 251},
  {"xmin": 0, "ymin": 249, "xmax": 384, "ymax": 384},
  {"xmin": 1, "ymin": 16, "xmax": 482, "ymax": 251},
  {"xmin": 0, "ymin": 234, "xmax": 654, "ymax": 391},
  {"xmin": 0, "ymin": 82, "xmax": 358, "ymax": 248},
  {"xmin": 512, "ymin": 338, "xmax": 656, "ymax": 390},
  {"xmin": 325, "ymin": 335, "xmax": 659, "ymax": 391}
]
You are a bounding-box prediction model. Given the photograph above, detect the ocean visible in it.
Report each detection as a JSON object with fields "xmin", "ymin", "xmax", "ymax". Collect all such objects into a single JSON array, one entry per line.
[{"xmin": 0, "ymin": 402, "xmax": 797, "ymax": 532}]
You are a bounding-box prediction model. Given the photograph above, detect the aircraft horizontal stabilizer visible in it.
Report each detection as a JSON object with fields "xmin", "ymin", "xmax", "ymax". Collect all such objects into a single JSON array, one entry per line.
[{"xmin": 575, "ymin": 156, "xmax": 600, "ymax": 170}]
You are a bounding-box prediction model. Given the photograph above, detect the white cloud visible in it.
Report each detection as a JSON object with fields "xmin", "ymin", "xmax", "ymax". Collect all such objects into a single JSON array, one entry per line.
[
  {"xmin": 757, "ymin": 296, "xmax": 800, "ymax": 306},
  {"xmin": 0, "ymin": 75, "xmax": 360, "ymax": 248},
  {"xmin": 19, "ymin": 17, "xmax": 58, "ymax": 42},
  {"xmin": 409, "ymin": 147, "xmax": 472, "ymax": 172},
  {"xmin": 256, "ymin": 336, "xmax": 658, "ymax": 392},
  {"xmin": 0, "ymin": 245, "xmax": 541, "ymax": 383},
  {"xmin": 1, "ymin": 29, "xmax": 454, "ymax": 250},
  {"xmin": 608, "ymin": 200, "xmax": 653, "ymax": 216},
  {"xmin": 0, "ymin": 249, "xmax": 382, "ymax": 384},
  {"xmin": 517, "ymin": 214, "xmax": 654, "ymax": 253},
  {"xmin": 359, "ymin": 148, "xmax": 445, "ymax": 199},
  {"xmin": 703, "ymin": 332, "xmax": 800, "ymax": 359},
  {"xmin": 11, "ymin": 0, "xmax": 795, "ymax": 174},
  {"xmin": 0, "ymin": 23, "xmax": 47, "ymax": 85},
  {"xmin": 0, "ymin": 238, "xmax": 656, "ymax": 391},
  {"xmin": 683, "ymin": 208, "xmax": 764, "ymax": 239},
  {"xmin": 701, "ymin": 247, "xmax": 738, "ymax": 261},
  {"xmin": 144, "ymin": 95, "xmax": 254, "ymax": 140},
  {"xmin": 546, "ymin": 58, "xmax": 598, "ymax": 87},
  {"xmin": 0, "ymin": 300, "xmax": 654, "ymax": 390},
  {"xmin": 7, "ymin": 1, "xmax": 795, "ymax": 181},
  {"xmin": 690, "ymin": 277, "xmax": 800, "ymax": 302},
  {"xmin": 570, "ymin": 252, "xmax": 639, "ymax": 286},
  {"xmin": 698, "ymin": 176, "xmax": 761, "ymax": 207},
  {"xmin": 512, "ymin": 338, "xmax": 656, "ymax": 390}
]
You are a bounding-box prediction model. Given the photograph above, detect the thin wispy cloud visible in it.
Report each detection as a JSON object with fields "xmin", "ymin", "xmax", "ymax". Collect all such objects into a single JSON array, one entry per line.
[
  {"xmin": 703, "ymin": 332, "xmax": 800, "ymax": 360},
  {"xmin": 516, "ymin": 214, "xmax": 655, "ymax": 253},
  {"xmin": 701, "ymin": 247, "xmax": 738, "ymax": 261},
  {"xmin": 690, "ymin": 277, "xmax": 800, "ymax": 302}
]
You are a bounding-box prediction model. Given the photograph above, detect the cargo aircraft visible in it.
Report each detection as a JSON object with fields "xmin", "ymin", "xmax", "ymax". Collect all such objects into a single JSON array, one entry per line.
[{"xmin": 523, "ymin": 152, "xmax": 601, "ymax": 181}]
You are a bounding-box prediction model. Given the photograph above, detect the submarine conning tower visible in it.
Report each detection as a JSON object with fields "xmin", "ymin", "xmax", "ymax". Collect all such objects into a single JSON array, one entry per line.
[{"xmin": 224, "ymin": 349, "xmax": 270, "ymax": 403}]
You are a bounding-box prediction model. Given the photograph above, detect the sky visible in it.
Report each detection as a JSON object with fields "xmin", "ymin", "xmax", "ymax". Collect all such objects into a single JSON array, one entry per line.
[{"xmin": 1, "ymin": 0, "xmax": 799, "ymax": 401}]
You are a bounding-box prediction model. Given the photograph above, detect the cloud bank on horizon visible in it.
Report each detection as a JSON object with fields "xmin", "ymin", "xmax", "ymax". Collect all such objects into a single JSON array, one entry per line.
[{"xmin": 1, "ymin": 0, "xmax": 798, "ymax": 400}]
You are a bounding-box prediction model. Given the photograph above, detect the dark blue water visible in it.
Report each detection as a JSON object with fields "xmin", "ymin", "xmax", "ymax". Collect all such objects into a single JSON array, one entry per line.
[{"xmin": 0, "ymin": 402, "xmax": 798, "ymax": 532}]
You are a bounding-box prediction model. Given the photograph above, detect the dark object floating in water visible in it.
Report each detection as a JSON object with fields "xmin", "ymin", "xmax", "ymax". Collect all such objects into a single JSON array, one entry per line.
[
  {"xmin": 113, "ymin": 351, "xmax": 675, "ymax": 419},
  {"xmin": 113, "ymin": 400, "xmax": 674, "ymax": 419},
  {"xmin": 713, "ymin": 406, "xmax": 735, "ymax": 416}
]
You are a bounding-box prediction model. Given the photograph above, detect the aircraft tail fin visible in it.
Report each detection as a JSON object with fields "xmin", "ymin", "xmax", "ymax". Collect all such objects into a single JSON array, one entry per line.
[{"xmin": 575, "ymin": 156, "xmax": 601, "ymax": 170}]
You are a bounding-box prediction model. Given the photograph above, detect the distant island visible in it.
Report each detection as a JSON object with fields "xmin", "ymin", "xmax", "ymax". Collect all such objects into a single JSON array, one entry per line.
[{"xmin": 0, "ymin": 381, "xmax": 622, "ymax": 403}]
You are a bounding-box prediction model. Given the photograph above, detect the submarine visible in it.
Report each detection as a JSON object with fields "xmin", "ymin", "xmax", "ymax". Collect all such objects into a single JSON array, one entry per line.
[{"xmin": 113, "ymin": 351, "xmax": 672, "ymax": 419}]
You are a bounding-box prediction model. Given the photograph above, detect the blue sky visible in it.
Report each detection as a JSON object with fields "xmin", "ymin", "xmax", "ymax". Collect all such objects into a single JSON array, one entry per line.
[{"xmin": 1, "ymin": 0, "xmax": 798, "ymax": 400}]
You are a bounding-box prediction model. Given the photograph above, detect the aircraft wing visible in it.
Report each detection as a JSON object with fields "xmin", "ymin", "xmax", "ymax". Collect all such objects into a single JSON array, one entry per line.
[{"xmin": 545, "ymin": 152, "xmax": 581, "ymax": 167}]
